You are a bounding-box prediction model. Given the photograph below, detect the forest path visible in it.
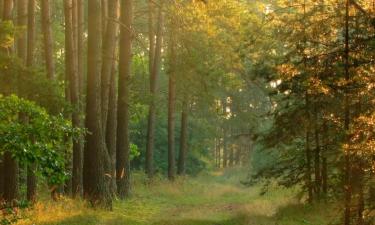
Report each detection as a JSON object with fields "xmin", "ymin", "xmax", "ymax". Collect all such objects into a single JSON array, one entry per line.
[{"xmin": 17, "ymin": 168, "xmax": 334, "ymax": 225}]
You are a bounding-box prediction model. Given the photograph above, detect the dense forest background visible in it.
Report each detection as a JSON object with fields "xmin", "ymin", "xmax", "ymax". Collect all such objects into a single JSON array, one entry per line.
[{"xmin": 0, "ymin": 0, "xmax": 374, "ymax": 224}]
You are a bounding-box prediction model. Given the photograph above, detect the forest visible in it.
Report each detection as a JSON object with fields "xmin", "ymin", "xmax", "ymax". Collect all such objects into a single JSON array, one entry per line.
[{"xmin": 0, "ymin": 0, "xmax": 374, "ymax": 224}]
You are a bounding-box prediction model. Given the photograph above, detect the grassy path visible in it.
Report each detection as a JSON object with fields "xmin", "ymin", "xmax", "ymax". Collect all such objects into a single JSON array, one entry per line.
[{"xmin": 15, "ymin": 169, "xmax": 337, "ymax": 225}]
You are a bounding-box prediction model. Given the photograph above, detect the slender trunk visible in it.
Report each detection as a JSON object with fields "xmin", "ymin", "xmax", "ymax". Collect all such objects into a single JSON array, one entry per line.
[
  {"xmin": 322, "ymin": 121, "xmax": 328, "ymax": 195},
  {"xmin": 177, "ymin": 98, "xmax": 188, "ymax": 175},
  {"xmin": 167, "ymin": 16, "xmax": 176, "ymax": 180},
  {"xmin": 222, "ymin": 99, "xmax": 227, "ymax": 168},
  {"xmin": 41, "ymin": 0, "xmax": 55, "ymax": 80},
  {"xmin": 344, "ymin": 0, "xmax": 351, "ymax": 224},
  {"xmin": 2, "ymin": 0, "xmax": 17, "ymax": 205},
  {"xmin": 101, "ymin": 0, "xmax": 119, "ymax": 131},
  {"xmin": 83, "ymin": 0, "xmax": 112, "ymax": 209},
  {"xmin": 116, "ymin": 0, "xmax": 133, "ymax": 199},
  {"xmin": 0, "ymin": 0, "xmax": 3, "ymax": 19},
  {"xmin": 16, "ymin": 0, "xmax": 27, "ymax": 62},
  {"xmin": 305, "ymin": 92, "xmax": 313, "ymax": 203},
  {"xmin": 314, "ymin": 109, "xmax": 321, "ymax": 196},
  {"xmin": 106, "ymin": 62, "xmax": 117, "ymax": 195},
  {"xmin": 26, "ymin": 0, "xmax": 37, "ymax": 202},
  {"xmin": 65, "ymin": 0, "xmax": 82, "ymax": 198},
  {"xmin": 77, "ymin": 0, "xmax": 84, "ymax": 96},
  {"xmin": 145, "ymin": 2, "xmax": 162, "ymax": 178}
]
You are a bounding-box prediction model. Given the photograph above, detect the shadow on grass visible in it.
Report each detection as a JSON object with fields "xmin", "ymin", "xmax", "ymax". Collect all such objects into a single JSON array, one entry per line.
[{"xmin": 38, "ymin": 215, "xmax": 100, "ymax": 225}]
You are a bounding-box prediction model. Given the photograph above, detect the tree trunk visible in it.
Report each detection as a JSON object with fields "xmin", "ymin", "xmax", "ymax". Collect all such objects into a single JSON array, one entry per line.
[
  {"xmin": 101, "ymin": 0, "xmax": 119, "ymax": 131},
  {"xmin": 116, "ymin": 0, "xmax": 132, "ymax": 199},
  {"xmin": 1, "ymin": 0, "xmax": 18, "ymax": 205},
  {"xmin": 41, "ymin": 0, "xmax": 55, "ymax": 80},
  {"xmin": 177, "ymin": 98, "xmax": 188, "ymax": 175},
  {"xmin": 167, "ymin": 14, "xmax": 176, "ymax": 180},
  {"xmin": 16, "ymin": 0, "xmax": 27, "ymax": 62},
  {"xmin": 83, "ymin": 0, "xmax": 112, "ymax": 209},
  {"xmin": 26, "ymin": 0, "xmax": 37, "ymax": 202},
  {"xmin": 305, "ymin": 92, "xmax": 313, "ymax": 203},
  {"xmin": 314, "ymin": 110, "xmax": 321, "ymax": 196},
  {"xmin": 145, "ymin": 1, "xmax": 163, "ymax": 178},
  {"xmin": 64, "ymin": 0, "xmax": 82, "ymax": 198},
  {"xmin": 77, "ymin": 0, "xmax": 84, "ymax": 96},
  {"xmin": 343, "ymin": 0, "xmax": 351, "ymax": 224},
  {"xmin": 106, "ymin": 62, "xmax": 117, "ymax": 195}
]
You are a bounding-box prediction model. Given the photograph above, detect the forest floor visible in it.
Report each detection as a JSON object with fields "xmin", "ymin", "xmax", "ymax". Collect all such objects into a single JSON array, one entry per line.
[{"xmin": 15, "ymin": 168, "xmax": 339, "ymax": 225}]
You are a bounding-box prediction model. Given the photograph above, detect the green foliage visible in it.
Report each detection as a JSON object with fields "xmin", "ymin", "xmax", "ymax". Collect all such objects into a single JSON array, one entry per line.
[{"xmin": 0, "ymin": 95, "xmax": 78, "ymax": 185}]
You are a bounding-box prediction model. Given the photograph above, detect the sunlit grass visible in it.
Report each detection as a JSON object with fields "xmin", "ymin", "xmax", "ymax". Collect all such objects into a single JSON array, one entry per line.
[{"xmin": 14, "ymin": 168, "xmax": 338, "ymax": 225}]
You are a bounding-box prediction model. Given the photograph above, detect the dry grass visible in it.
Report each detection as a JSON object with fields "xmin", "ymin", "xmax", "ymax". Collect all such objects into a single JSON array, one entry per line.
[{"xmin": 13, "ymin": 168, "xmax": 338, "ymax": 225}]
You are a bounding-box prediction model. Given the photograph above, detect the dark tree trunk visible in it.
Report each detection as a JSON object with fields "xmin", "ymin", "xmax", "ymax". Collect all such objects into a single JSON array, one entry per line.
[
  {"xmin": 167, "ymin": 14, "xmax": 176, "ymax": 180},
  {"xmin": 106, "ymin": 62, "xmax": 118, "ymax": 195},
  {"xmin": 41, "ymin": 0, "xmax": 55, "ymax": 80},
  {"xmin": 2, "ymin": 0, "xmax": 18, "ymax": 205},
  {"xmin": 26, "ymin": 0, "xmax": 37, "ymax": 202},
  {"xmin": 3, "ymin": 152, "xmax": 18, "ymax": 203},
  {"xmin": 145, "ymin": 1, "xmax": 162, "ymax": 178},
  {"xmin": 116, "ymin": 0, "xmax": 132, "ymax": 199},
  {"xmin": 343, "ymin": 0, "xmax": 351, "ymax": 224},
  {"xmin": 305, "ymin": 92, "xmax": 313, "ymax": 203},
  {"xmin": 101, "ymin": 0, "xmax": 119, "ymax": 131},
  {"xmin": 64, "ymin": 0, "xmax": 82, "ymax": 198},
  {"xmin": 77, "ymin": 0, "xmax": 84, "ymax": 95},
  {"xmin": 16, "ymin": 0, "xmax": 27, "ymax": 62},
  {"xmin": 314, "ymin": 110, "xmax": 321, "ymax": 196},
  {"xmin": 83, "ymin": 0, "xmax": 112, "ymax": 209},
  {"xmin": 177, "ymin": 98, "xmax": 189, "ymax": 175}
]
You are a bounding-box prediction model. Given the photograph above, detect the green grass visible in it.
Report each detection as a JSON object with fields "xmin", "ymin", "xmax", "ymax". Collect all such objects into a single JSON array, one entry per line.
[{"xmin": 15, "ymin": 168, "xmax": 339, "ymax": 225}]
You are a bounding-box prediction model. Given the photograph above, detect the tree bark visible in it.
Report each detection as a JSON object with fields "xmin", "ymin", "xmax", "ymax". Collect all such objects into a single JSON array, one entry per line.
[
  {"xmin": 167, "ymin": 13, "xmax": 176, "ymax": 180},
  {"xmin": 101, "ymin": 0, "xmax": 119, "ymax": 131},
  {"xmin": 64, "ymin": 0, "xmax": 82, "ymax": 198},
  {"xmin": 145, "ymin": 1, "xmax": 163, "ymax": 178},
  {"xmin": 83, "ymin": 0, "xmax": 112, "ymax": 209},
  {"xmin": 77, "ymin": 0, "xmax": 84, "ymax": 96},
  {"xmin": 177, "ymin": 98, "xmax": 189, "ymax": 175},
  {"xmin": 1, "ymin": 0, "xmax": 18, "ymax": 205},
  {"xmin": 116, "ymin": 0, "xmax": 132, "ymax": 199},
  {"xmin": 41, "ymin": 0, "xmax": 55, "ymax": 80},
  {"xmin": 344, "ymin": 0, "xmax": 352, "ymax": 224},
  {"xmin": 26, "ymin": 0, "xmax": 37, "ymax": 202},
  {"xmin": 314, "ymin": 109, "xmax": 321, "ymax": 196},
  {"xmin": 16, "ymin": 0, "xmax": 27, "ymax": 62},
  {"xmin": 106, "ymin": 62, "xmax": 117, "ymax": 195}
]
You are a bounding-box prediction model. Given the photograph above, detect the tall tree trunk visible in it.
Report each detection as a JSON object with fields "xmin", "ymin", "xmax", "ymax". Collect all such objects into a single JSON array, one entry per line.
[
  {"xmin": 305, "ymin": 92, "xmax": 313, "ymax": 203},
  {"xmin": 0, "ymin": 0, "xmax": 4, "ymax": 19},
  {"xmin": 2, "ymin": 0, "xmax": 18, "ymax": 205},
  {"xmin": 222, "ymin": 99, "xmax": 227, "ymax": 168},
  {"xmin": 77, "ymin": 0, "xmax": 84, "ymax": 96},
  {"xmin": 64, "ymin": 0, "xmax": 82, "ymax": 198},
  {"xmin": 343, "ymin": 0, "xmax": 351, "ymax": 224},
  {"xmin": 177, "ymin": 98, "xmax": 188, "ymax": 175},
  {"xmin": 101, "ymin": 0, "xmax": 119, "ymax": 196},
  {"xmin": 26, "ymin": 0, "xmax": 37, "ymax": 202},
  {"xmin": 314, "ymin": 109, "xmax": 321, "ymax": 196},
  {"xmin": 83, "ymin": 0, "xmax": 112, "ymax": 209},
  {"xmin": 101, "ymin": 0, "xmax": 119, "ymax": 131},
  {"xmin": 167, "ymin": 14, "xmax": 176, "ymax": 180},
  {"xmin": 116, "ymin": 0, "xmax": 132, "ymax": 199},
  {"xmin": 41, "ymin": 0, "xmax": 55, "ymax": 80},
  {"xmin": 106, "ymin": 62, "xmax": 117, "ymax": 195},
  {"xmin": 145, "ymin": 1, "xmax": 162, "ymax": 178},
  {"xmin": 16, "ymin": 0, "xmax": 27, "ymax": 62}
]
